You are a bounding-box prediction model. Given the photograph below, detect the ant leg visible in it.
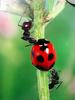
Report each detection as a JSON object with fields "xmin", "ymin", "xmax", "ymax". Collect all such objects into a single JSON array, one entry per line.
[
  {"xmin": 56, "ymin": 81, "xmax": 63, "ymax": 89},
  {"xmin": 18, "ymin": 15, "xmax": 23, "ymax": 27},
  {"xmin": 25, "ymin": 44, "xmax": 33, "ymax": 47},
  {"xmin": 18, "ymin": 1, "xmax": 33, "ymax": 27},
  {"xmin": 25, "ymin": 1, "xmax": 34, "ymax": 20},
  {"xmin": 18, "ymin": 9, "xmax": 27, "ymax": 27},
  {"xmin": 29, "ymin": 37, "xmax": 37, "ymax": 43}
]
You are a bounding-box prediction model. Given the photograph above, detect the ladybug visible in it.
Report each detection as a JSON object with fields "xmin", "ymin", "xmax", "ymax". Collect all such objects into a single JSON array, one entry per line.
[{"xmin": 31, "ymin": 39, "xmax": 56, "ymax": 71}]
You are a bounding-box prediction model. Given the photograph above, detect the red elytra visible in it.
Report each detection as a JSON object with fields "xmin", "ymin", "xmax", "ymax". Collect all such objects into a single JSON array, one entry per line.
[{"xmin": 30, "ymin": 39, "xmax": 56, "ymax": 71}]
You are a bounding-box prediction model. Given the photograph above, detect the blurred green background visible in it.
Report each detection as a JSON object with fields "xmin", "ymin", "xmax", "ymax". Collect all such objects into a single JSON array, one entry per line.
[{"xmin": 0, "ymin": 3, "xmax": 75, "ymax": 100}]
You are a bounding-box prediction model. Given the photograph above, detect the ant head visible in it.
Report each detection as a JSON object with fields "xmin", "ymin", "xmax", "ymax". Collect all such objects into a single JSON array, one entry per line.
[{"xmin": 22, "ymin": 21, "xmax": 32, "ymax": 31}]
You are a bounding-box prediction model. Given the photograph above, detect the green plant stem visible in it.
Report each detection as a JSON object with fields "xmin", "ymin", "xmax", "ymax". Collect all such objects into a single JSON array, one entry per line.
[
  {"xmin": 37, "ymin": 70, "xmax": 50, "ymax": 100},
  {"xmin": 33, "ymin": 0, "xmax": 50, "ymax": 100}
]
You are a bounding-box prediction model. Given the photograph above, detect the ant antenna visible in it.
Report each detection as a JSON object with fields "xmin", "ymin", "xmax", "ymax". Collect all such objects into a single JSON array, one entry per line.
[
  {"xmin": 18, "ymin": 0, "xmax": 34, "ymax": 27},
  {"xmin": 18, "ymin": 14, "xmax": 23, "ymax": 27},
  {"xmin": 25, "ymin": 1, "xmax": 34, "ymax": 21}
]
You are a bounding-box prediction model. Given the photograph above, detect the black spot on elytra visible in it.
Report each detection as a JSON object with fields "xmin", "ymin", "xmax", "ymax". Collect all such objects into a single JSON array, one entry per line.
[
  {"xmin": 48, "ymin": 53, "xmax": 54, "ymax": 60},
  {"xmin": 37, "ymin": 55, "xmax": 44, "ymax": 62},
  {"xmin": 40, "ymin": 46, "xmax": 48, "ymax": 51}
]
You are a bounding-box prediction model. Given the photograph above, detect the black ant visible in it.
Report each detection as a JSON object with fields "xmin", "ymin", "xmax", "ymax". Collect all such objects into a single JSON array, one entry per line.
[
  {"xmin": 18, "ymin": 20, "xmax": 37, "ymax": 46},
  {"xmin": 49, "ymin": 69, "xmax": 62, "ymax": 89}
]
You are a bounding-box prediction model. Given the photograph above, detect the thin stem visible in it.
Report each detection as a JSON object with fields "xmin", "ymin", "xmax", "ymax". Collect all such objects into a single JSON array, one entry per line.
[
  {"xmin": 33, "ymin": 0, "xmax": 66, "ymax": 100},
  {"xmin": 33, "ymin": 0, "xmax": 50, "ymax": 100},
  {"xmin": 37, "ymin": 70, "xmax": 50, "ymax": 100}
]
